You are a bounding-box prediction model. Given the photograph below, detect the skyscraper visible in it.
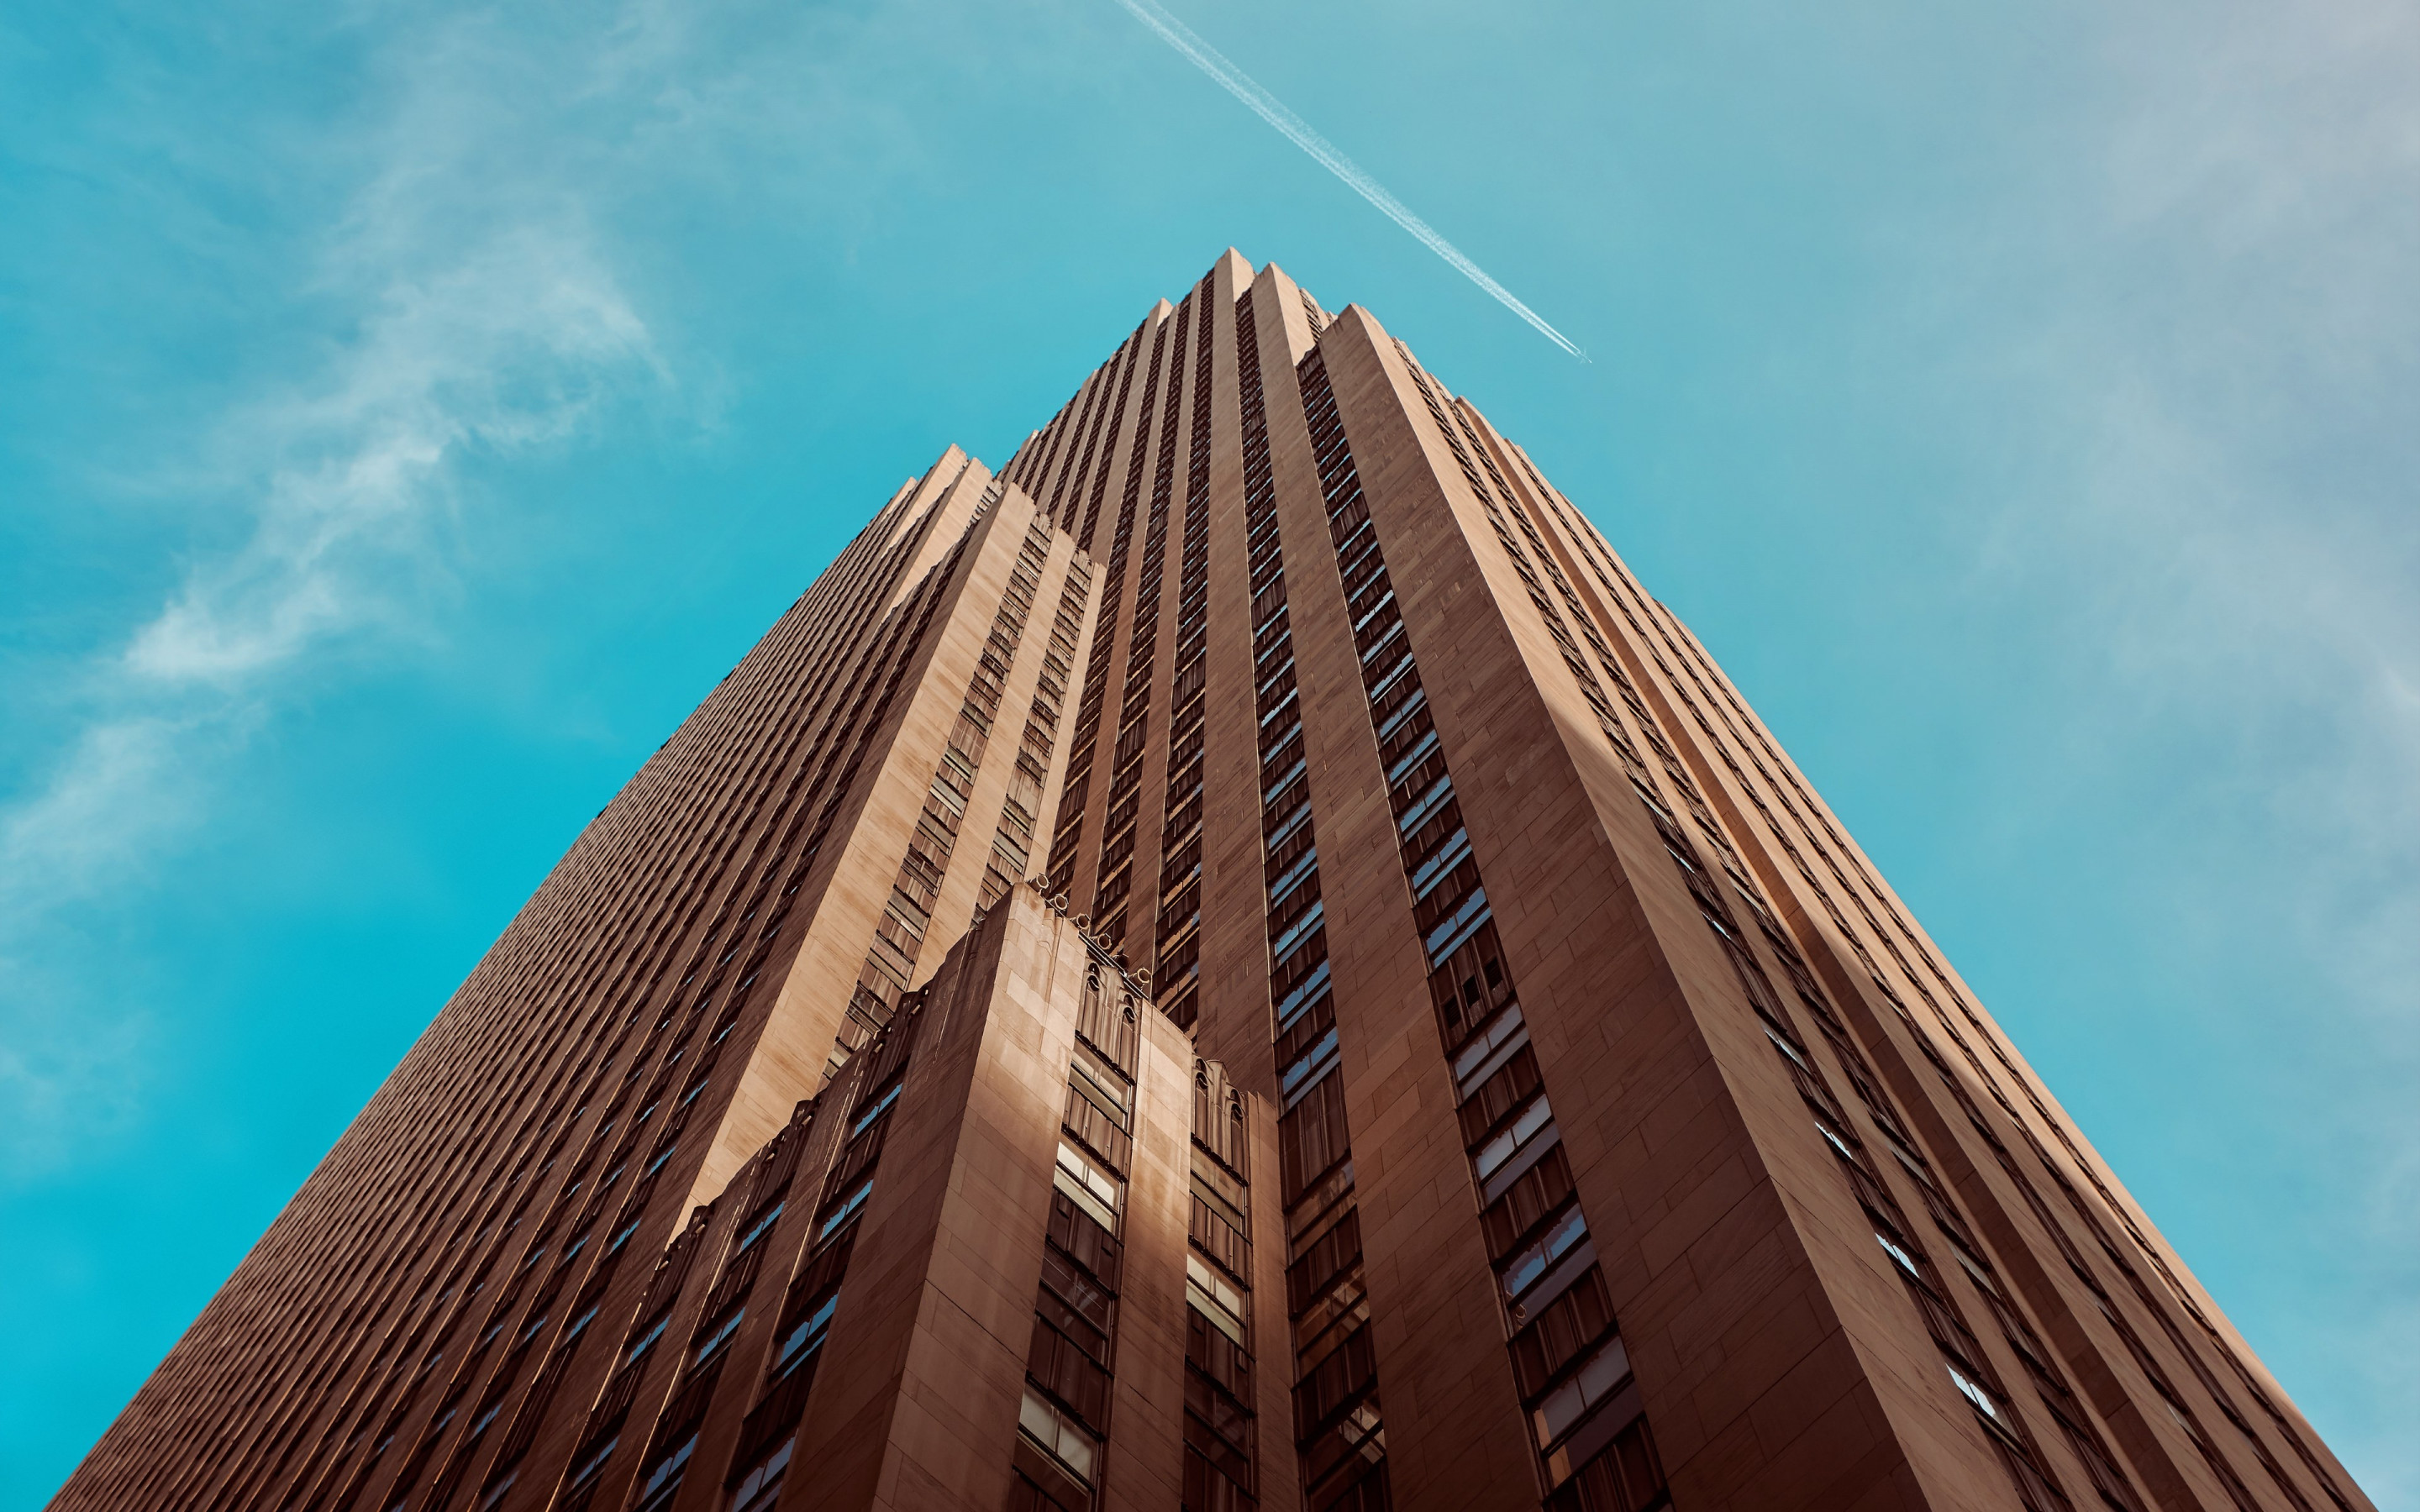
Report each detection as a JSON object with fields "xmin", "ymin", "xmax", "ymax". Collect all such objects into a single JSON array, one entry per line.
[{"xmin": 57, "ymin": 251, "xmax": 2373, "ymax": 1512}]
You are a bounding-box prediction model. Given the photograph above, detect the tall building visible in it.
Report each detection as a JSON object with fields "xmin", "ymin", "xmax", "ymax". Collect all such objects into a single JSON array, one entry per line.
[{"xmin": 58, "ymin": 252, "xmax": 2372, "ymax": 1512}]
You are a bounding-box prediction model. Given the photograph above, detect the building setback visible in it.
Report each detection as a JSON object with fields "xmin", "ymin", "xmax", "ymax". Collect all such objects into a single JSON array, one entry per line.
[{"xmin": 56, "ymin": 252, "xmax": 2374, "ymax": 1512}]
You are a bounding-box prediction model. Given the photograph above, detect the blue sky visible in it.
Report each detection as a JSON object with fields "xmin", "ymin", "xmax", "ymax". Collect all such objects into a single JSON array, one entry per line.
[{"xmin": 3, "ymin": 0, "xmax": 2414, "ymax": 1505}]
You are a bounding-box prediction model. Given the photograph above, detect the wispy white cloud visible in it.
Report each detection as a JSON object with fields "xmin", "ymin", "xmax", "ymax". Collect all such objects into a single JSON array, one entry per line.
[
  {"xmin": 0, "ymin": 713, "xmax": 198, "ymax": 1173},
  {"xmin": 0, "ymin": 978, "xmax": 153, "ymax": 1180},
  {"xmin": 124, "ymin": 229, "xmax": 658, "ymax": 686},
  {"xmin": 2, "ymin": 236, "xmax": 661, "ymax": 913},
  {"xmin": 0, "ymin": 0, "xmax": 985, "ymax": 1187},
  {"xmin": 0, "ymin": 8, "xmax": 672, "ymax": 1178},
  {"xmin": 1, "ymin": 718, "xmax": 198, "ymax": 905}
]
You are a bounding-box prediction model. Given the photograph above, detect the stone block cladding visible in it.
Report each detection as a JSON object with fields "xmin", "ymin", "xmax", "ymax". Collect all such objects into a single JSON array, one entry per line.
[{"xmin": 55, "ymin": 254, "xmax": 2373, "ymax": 1512}]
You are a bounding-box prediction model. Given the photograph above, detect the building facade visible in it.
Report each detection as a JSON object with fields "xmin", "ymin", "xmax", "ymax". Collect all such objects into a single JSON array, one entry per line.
[{"xmin": 57, "ymin": 252, "xmax": 2373, "ymax": 1512}]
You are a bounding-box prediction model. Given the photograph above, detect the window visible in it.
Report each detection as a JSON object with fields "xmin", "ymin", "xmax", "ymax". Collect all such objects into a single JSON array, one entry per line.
[
  {"xmin": 1273, "ymin": 958, "xmax": 1330, "ymax": 1032},
  {"xmin": 774, "ymin": 1293, "xmax": 838, "ymax": 1375},
  {"xmin": 1281, "ymin": 1027, "xmax": 1339, "ymax": 1108},
  {"xmin": 1764, "ymin": 1026, "xmax": 1811, "ymax": 1071},
  {"xmin": 818, "ymin": 1178, "xmax": 874, "ymax": 1242},
  {"xmin": 1876, "ymin": 1231, "xmax": 1923, "ymax": 1282},
  {"xmin": 1410, "ymin": 826, "xmax": 1474, "ymax": 900},
  {"xmin": 1530, "ymin": 1335, "xmax": 1633, "ymax": 1451},
  {"xmin": 1039, "ymin": 1242, "xmax": 1114, "ymax": 1336},
  {"xmin": 737, "ymin": 1201, "xmax": 785, "ymax": 1252},
  {"xmin": 1475, "ymin": 1095, "xmax": 1555, "ymax": 1183},
  {"xmin": 1266, "ymin": 844, "xmax": 1319, "ymax": 906},
  {"xmin": 693, "ymin": 1306, "xmax": 746, "ymax": 1364},
  {"xmin": 468, "ymin": 1399, "xmax": 502, "ymax": 1440},
  {"xmin": 1192, "ymin": 1147, "xmax": 1247, "ymax": 1231},
  {"xmin": 1819, "ymin": 1123, "xmax": 1860, "ymax": 1164},
  {"xmin": 1451, "ymin": 1005, "xmax": 1526, "ymax": 1098},
  {"xmin": 633, "ymin": 1432, "xmax": 696, "ymax": 1512},
  {"xmin": 626, "ymin": 1312, "xmax": 670, "ymax": 1365},
  {"xmin": 645, "ymin": 1142, "xmax": 677, "ymax": 1177},
  {"xmin": 1397, "ymin": 771, "xmax": 1455, "ymax": 837},
  {"xmin": 560, "ymin": 1303, "xmax": 599, "ymax": 1347},
  {"xmin": 565, "ymin": 1435, "xmax": 617, "ymax": 1490},
  {"xmin": 1423, "ymin": 885, "xmax": 1490, "ymax": 964},
  {"xmin": 1018, "ymin": 1383, "xmax": 1100, "ymax": 1485},
  {"xmin": 1186, "ymin": 1253, "xmax": 1245, "ymax": 1345},
  {"xmin": 728, "ymin": 1436, "xmax": 792, "ymax": 1512},
  {"xmin": 1071, "ymin": 1044, "xmax": 1131, "ymax": 1121},
  {"xmin": 1384, "ymin": 726, "xmax": 1437, "ymax": 782},
  {"xmin": 1270, "ymin": 900, "xmax": 1324, "ymax": 963},
  {"xmin": 1054, "ymin": 1142, "xmax": 1120, "ymax": 1231},
  {"xmin": 1501, "ymin": 1205, "xmax": 1588, "ymax": 1302},
  {"xmin": 851, "ymin": 1081, "xmax": 903, "ymax": 1138},
  {"xmin": 1264, "ymin": 796, "xmax": 1311, "ymax": 853},
  {"xmin": 1949, "ymin": 1364, "xmax": 2002, "ymax": 1422},
  {"xmin": 607, "ymin": 1216, "xmax": 642, "ymax": 1255},
  {"xmin": 476, "ymin": 1469, "xmax": 516, "ymax": 1509}
]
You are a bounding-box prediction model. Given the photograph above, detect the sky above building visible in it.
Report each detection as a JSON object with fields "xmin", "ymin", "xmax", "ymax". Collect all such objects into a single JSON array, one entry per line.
[{"xmin": 2, "ymin": 0, "xmax": 2414, "ymax": 1505}]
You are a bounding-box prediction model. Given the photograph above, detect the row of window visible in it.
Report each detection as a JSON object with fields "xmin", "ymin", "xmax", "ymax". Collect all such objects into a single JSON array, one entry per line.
[
  {"xmin": 1151, "ymin": 290, "xmax": 1218, "ymax": 1033},
  {"xmin": 267, "ymin": 513, "xmax": 947, "ymax": 1512},
  {"xmin": 982, "ymin": 552, "xmax": 1088, "ymax": 912},
  {"xmin": 391, "ymin": 864, "xmax": 781, "ymax": 1506},
  {"xmin": 1039, "ymin": 318, "xmax": 1140, "ymax": 543},
  {"xmin": 405, "ymin": 531, "xmax": 971, "ymax": 1510},
  {"xmin": 1008, "ymin": 337, "xmax": 1123, "ymax": 512},
  {"xmin": 824, "ymin": 509, "xmax": 1057, "ymax": 1080},
  {"xmin": 1090, "ymin": 281, "xmax": 1207, "ymax": 950},
  {"xmin": 1297, "ymin": 344, "xmax": 1663, "ymax": 1512},
  {"xmin": 280, "ymin": 481, "xmax": 986, "ymax": 1512},
  {"xmin": 1042, "ymin": 318, "xmax": 1166, "ymax": 906},
  {"xmin": 1010, "ymin": 961, "xmax": 1141, "ymax": 1510},
  {"xmin": 561, "ymin": 1003, "xmax": 922, "ymax": 1512},
  {"xmin": 577, "ymin": 1090, "xmax": 831, "ymax": 1512},
  {"xmin": 1238, "ymin": 297, "xmax": 1392, "ymax": 1512},
  {"xmin": 1070, "ymin": 314, "xmax": 1156, "ymax": 552},
  {"xmin": 1186, "ymin": 1059, "xmax": 1260, "ymax": 1511},
  {"xmin": 1006, "ymin": 373, "xmax": 1083, "ymax": 501}
]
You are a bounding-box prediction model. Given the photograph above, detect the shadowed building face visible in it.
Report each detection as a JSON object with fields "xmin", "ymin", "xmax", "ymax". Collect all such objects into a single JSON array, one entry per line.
[{"xmin": 55, "ymin": 253, "xmax": 2375, "ymax": 1512}]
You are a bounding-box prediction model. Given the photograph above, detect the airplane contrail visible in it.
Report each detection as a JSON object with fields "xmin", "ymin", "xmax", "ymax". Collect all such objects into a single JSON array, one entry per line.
[{"xmin": 1109, "ymin": 0, "xmax": 1588, "ymax": 362}]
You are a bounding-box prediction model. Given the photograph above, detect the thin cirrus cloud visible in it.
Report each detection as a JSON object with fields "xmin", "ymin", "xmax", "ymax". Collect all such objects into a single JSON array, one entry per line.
[
  {"xmin": 0, "ymin": 0, "xmax": 899, "ymax": 1189},
  {"xmin": 0, "ymin": 200, "xmax": 665, "ymax": 1181},
  {"xmin": 124, "ymin": 232, "xmax": 661, "ymax": 687},
  {"xmin": 1, "ymin": 4, "xmax": 681, "ymax": 918},
  {"xmin": 3, "ymin": 228, "xmax": 661, "ymax": 906},
  {"xmin": 1107, "ymin": 0, "xmax": 1588, "ymax": 362}
]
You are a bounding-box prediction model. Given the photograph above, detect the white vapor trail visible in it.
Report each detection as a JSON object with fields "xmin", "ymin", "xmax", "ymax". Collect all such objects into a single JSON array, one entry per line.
[{"xmin": 1110, "ymin": 0, "xmax": 1587, "ymax": 362}]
